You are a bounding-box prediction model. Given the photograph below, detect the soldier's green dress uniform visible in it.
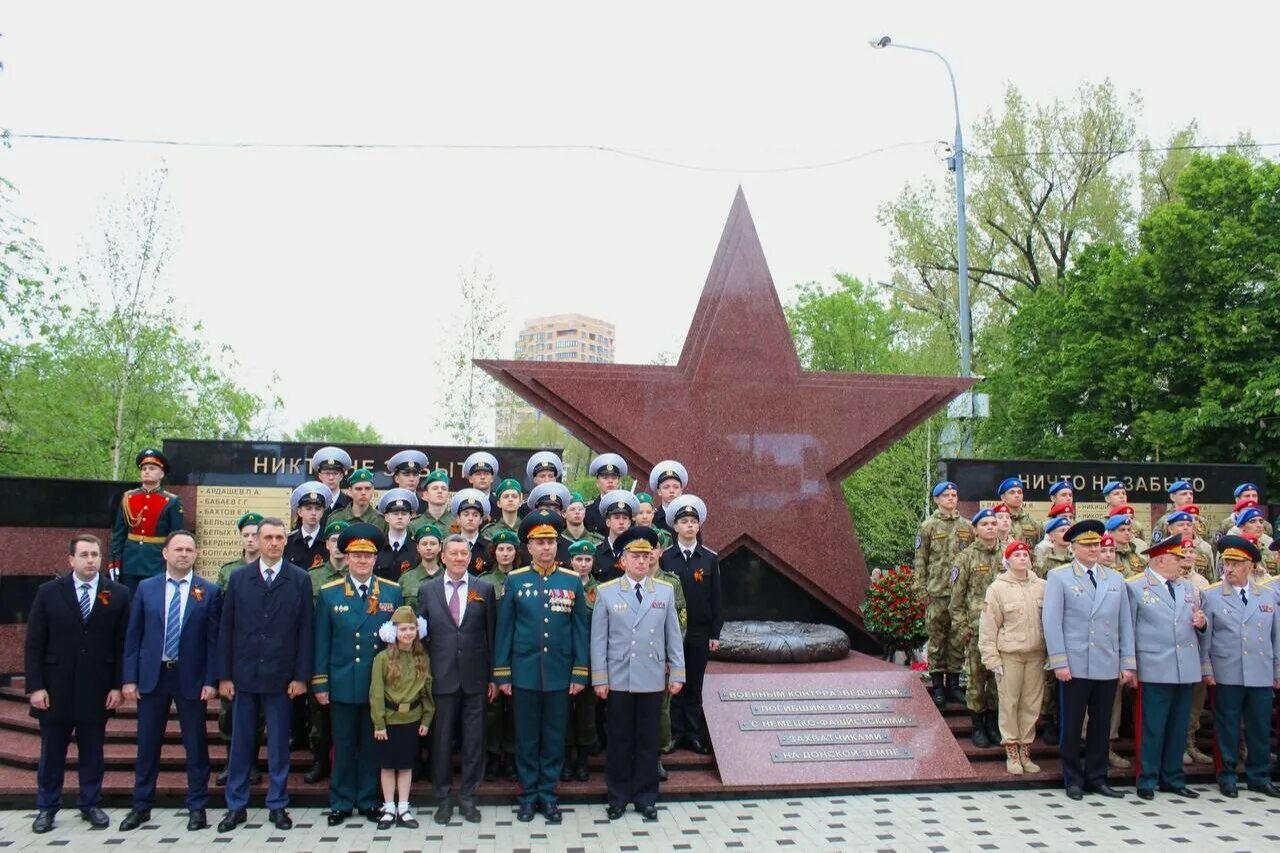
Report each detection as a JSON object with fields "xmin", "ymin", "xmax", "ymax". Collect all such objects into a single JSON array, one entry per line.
[
  {"xmin": 493, "ymin": 510, "xmax": 589, "ymax": 820},
  {"xmin": 477, "ymin": 529, "xmax": 520, "ymax": 779},
  {"xmin": 325, "ymin": 468, "xmax": 388, "ymax": 532},
  {"xmin": 655, "ymin": 566, "xmax": 687, "ymax": 755},
  {"xmin": 948, "ymin": 516, "xmax": 1003, "ymax": 747},
  {"xmin": 312, "ymin": 524, "xmax": 403, "ymax": 818},
  {"xmin": 562, "ymin": 540, "xmax": 602, "ymax": 781},
  {"xmin": 913, "ymin": 482, "xmax": 974, "ymax": 704},
  {"xmin": 217, "ymin": 558, "xmax": 248, "ymax": 591}
]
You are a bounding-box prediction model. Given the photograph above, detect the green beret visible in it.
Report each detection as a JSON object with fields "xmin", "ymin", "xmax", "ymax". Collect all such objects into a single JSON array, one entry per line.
[
  {"xmin": 347, "ymin": 468, "xmax": 375, "ymax": 485},
  {"xmin": 421, "ymin": 468, "xmax": 450, "ymax": 486},
  {"xmin": 569, "ymin": 491, "xmax": 586, "ymax": 507},
  {"xmin": 237, "ymin": 511, "xmax": 264, "ymax": 531},
  {"xmin": 634, "ymin": 492, "xmax": 654, "ymax": 505},
  {"xmin": 496, "ymin": 478, "xmax": 523, "ymax": 498},
  {"xmin": 322, "ymin": 519, "xmax": 350, "ymax": 539},
  {"xmin": 490, "ymin": 528, "xmax": 520, "ymax": 547},
  {"xmin": 413, "ymin": 522, "xmax": 444, "ymax": 542},
  {"xmin": 568, "ymin": 539, "xmax": 596, "ymax": 558}
]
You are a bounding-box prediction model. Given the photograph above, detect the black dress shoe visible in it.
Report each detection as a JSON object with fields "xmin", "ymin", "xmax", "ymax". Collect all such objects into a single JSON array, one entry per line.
[
  {"xmin": 32, "ymin": 810, "xmax": 55, "ymax": 834},
  {"xmin": 639, "ymin": 804, "xmax": 659, "ymax": 821},
  {"xmin": 516, "ymin": 803, "xmax": 536, "ymax": 822},
  {"xmin": 215, "ymin": 768, "xmax": 229, "ymax": 786},
  {"xmin": 1065, "ymin": 786, "xmax": 1084, "ymax": 801},
  {"xmin": 268, "ymin": 808, "xmax": 292, "ymax": 830},
  {"xmin": 544, "ymin": 805, "xmax": 562, "ymax": 824},
  {"xmin": 434, "ymin": 803, "xmax": 454, "ymax": 825},
  {"xmin": 304, "ymin": 761, "xmax": 329, "ymax": 784},
  {"xmin": 1158, "ymin": 785, "xmax": 1199, "ymax": 798},
  {"xmin": 533, "ymin": 799, "xmax": 547, "ymax": 814},
  {"xmin": 606, "ymin": 804, "xmax": 626, "ymax": 820},
  {"xmin": 1084, "ymin": 784, "xmax": 1125, "ymax": 798},
  {"xmin": 360, "ymin": 806, "xmax": 382, "ymax": 823},
  {"xmin": 686, "ymin": 737, "xmax": 711, "ymax": 755},
  {"xmin": 376, "ymin": 811, "xmax": 395, "ymax": 830},
  {"xmin": 460, "ymin": 804, "xmax": 481, "ymax": 823},
  {"xmin": 1247, "ymin": 782, "xmax": 1280, "ymax": 798},
  {"xmin": 326, "ymin": 809, "xmax": 350, "ymax": 826},
  {"xmin": 1220, "ymin": 783, "xmax": 1239, "ymax": 798},
  {"xmin": 80, "ymin": 806, "xmax": 110, "ymax": 828},
  {"xmin": 397, "ymin": 811, "xmax": 420, "ymax": 829},
  {"xmin": 574, "ymin": 759, "xmax": 590, "ymax": 782},
  {"xmin": 1136, "ymin": 788, "xmax": 1154, "ymax": 800},
  {"xmin": 187, "ymin": 809, "xmax": 208, "ymax": 831},
  {"xmin": 119, "ymin": 808, "xmax": 151, "ymax": 830},
  {"xmin": 560, "ymin": 763, "xmax": 573, "ymax": 782},
  {"xmin": 217, "ymin": 809, "xmax": 247, "ymax": 833}
]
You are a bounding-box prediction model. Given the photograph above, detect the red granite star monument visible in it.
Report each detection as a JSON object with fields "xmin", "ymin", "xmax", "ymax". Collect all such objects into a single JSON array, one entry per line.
[{"xmin": 478, "ymin": 189, "xmax": 972, "ymax": 629}]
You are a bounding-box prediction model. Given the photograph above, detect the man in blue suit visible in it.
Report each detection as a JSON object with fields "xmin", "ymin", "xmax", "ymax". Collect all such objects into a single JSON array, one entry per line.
[
  {"xmin": 214, "ymin": 517, "xmax": 313, "ymax": 833},
  {"xmin": 118, "ymin": 531, "xmax": 222, "ymax": 832}
]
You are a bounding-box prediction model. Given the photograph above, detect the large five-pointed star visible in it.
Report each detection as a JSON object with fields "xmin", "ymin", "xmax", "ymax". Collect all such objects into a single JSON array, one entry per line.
[{"xmin": 478, "ymin": 189, "xmax": 972, "ymax": 626}]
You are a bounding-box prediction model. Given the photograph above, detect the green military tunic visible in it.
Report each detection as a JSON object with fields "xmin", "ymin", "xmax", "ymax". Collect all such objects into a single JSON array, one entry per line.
[
  {"xmin": 913, "ymin": 509, "xmax": 974, "ymax": 674},
  {"xmin": 369, "ymin": 648, "xmax": 435, "ymax": 730},
  {"xmin": 217, "ymin": 558, "xmax": 247, "ymax": 590},
  {"xmin": 327, "ymin": 504, "xmax": 388, "ymax": 532},
  {"xmin": 309, "ymin": 561, "xmax": 345, "ymax": 600},
  {"xmin": 561, "ymin": 529, "xmax": 604, "ymax": 550},
  {"xmin": 410, "ymin": 509, "xmax": 455, "ymax": 537},
  {"xmin": 565, "ymin": 573, "xmax": 601, "ymax": 754},
  {"xmin": 480, "ymin": 517, "xmax": 521, "ymax": 543},
  {"xmin": 398, "ymin": 561, "xmax": 444, "ymax": 612},
  {"xmin": 947, "ymin": 539, "xmax": 1003, "ymax": 713}
]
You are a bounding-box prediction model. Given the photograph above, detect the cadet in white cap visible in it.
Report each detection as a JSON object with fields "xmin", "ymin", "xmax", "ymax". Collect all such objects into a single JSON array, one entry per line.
[
  {"xmin": 384, "ymin": 451, "xmax": 429, "ymax": 492},
  {"xmin": 311, "ymin": 447, "xmax": 354, "ymax": 512},
  {"xmin": 584, "ymin": 454, "xmax": 628, "ymax": 535},
  {"xmin": 462, "ymin": 452, "xmax": 499, "ymax": 497},
  {"xmin": 376, "ymin": 489, "xmax": 420, "ymax": 581},
  {"xmin": 526, "ymin": 451, "xmax": 565, "ymax": 485},
  {"xmin": 286, "ymin": 482, "xmax": 331, "ymax": 570},
  {"xmin": 451, "ymin": 489, "xmax": 494, "ymax": 576},
  {"xmin": 594, "ymin": 490, "xmax": 639, "ymax": 583},
  {"xmin": 648, "ymin": 461, "xmax": 688, "ymax": 534}
]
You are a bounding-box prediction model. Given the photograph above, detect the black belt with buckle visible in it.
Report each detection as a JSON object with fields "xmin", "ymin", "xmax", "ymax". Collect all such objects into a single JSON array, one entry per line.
[
  {"xmin": 162, "ymin": 660, "xmax": 180, "ymax": 669},
  {"xmin": 386, "ymin": 698, "xmax": 421, "ymax": 713}
]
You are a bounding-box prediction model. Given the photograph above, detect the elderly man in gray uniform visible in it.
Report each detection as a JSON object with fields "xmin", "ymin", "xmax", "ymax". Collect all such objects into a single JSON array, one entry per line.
[
  {"xmin": 1199, "ymin": 535, "xmax": 1280, "ymax": 798},
  {"xmin": 591, "ymin": 526, "xmax": 685, "ymax": 822},
  {"xmin": 1126, "ymin": 535, "xmax": 1205, "ymax": 800},
  {"xmin": 1042, "ymin": 519, "xmax": 1136, "ymax": 801}
]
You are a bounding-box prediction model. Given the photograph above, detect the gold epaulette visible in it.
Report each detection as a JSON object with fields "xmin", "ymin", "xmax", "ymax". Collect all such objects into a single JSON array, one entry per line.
[
  {"xmin": 598, "ymin": 578, "xmax": 621, "ymax": 590},
  {"xmin": 321, "ymin": 577, "xmax": 347, "ymax": 590},
  {"xmin": 508, "ymin": 567, "xmax": 532, "ymax": 577},
  {"xmin": 1047, "ymin": 565, "xmax": 1072, "ymax": 575}
]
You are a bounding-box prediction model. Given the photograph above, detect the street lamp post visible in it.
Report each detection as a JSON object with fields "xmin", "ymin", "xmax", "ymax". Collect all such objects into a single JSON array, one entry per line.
[{"xmin": 870, "ymin": 36, "xmax": 974, "ymax": 451}]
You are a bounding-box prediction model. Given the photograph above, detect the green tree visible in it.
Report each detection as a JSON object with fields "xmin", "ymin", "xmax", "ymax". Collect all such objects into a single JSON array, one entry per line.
[
  {"xmin": 978, "ymin": 153, "xmax": 1280, "ymax": 480},
  {"xmin": 436, "ymin": 266, "xmax": 505, "ymax": 444},
  {"xmin": 286, "ymin": 416, "xmax": 382, "ymax": 444}
]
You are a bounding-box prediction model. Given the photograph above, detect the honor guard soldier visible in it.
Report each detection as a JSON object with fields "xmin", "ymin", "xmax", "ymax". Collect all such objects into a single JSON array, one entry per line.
[
  {"xmin": 311, "ymin": 446, "xmax": 353, "ymax": 518},
  {"xmin": 313, "ymin": 523, "xmax": 403, "ymax": 826},
  {"xmin": 1199, "ymin": 535, "xmax": 1280, "ymax": 798},
  {"xmin": 399, "ymin": 523, "xmax": 445, "ymax": 612},
  {"xmin": 591, "ymin": 526, "xmax": 685, "ymax": 822},
  {"xmin": 1044, "ymin": 519, "xmax": 1136, "ymax": 800},
  {"xmin": 914, "ymin": 481, "xmax": 973, "ymax": 707},
  {"xmin": 562, "ymin": 539, "xmax": 601, "ymax": 782},
  {"xmin": 385, "ymin": 450, "xmax": 429, "ymax": 493},
  {"xmin": 1152, "ymin": 480, "xmax": 1207, "ymax": 542},
  {"xmin": 527, "ymin": 482, "xmax": 574, "ymax": 565},
  {"xmin": 412, "ymin": 469, "xmax": 455, "ymax": 535},
  {"xmin": 594, "ymin": 490, "xmax": 639, "ymax": 583},
  {"xmin": 1127, "ymin": 535, "xmax": 1204, "ymax": 800},
  {"xmin": 584, "ymin": 454, "xmax": 628, "ymax": 535},
  {"xmin": 648, "ymin": 461, "xmax": 688, "ymax": 534},
  {"xmin": 111, "ymin": 448, "xmax": 184, "ymax": 592},
  {"xmin": 375, "ymin": 489, "xmax": 420, "ymax": 581},
  {"xmin": 326, "ymin": 469, "xmax": 386, "ymax": 531},
  {"xmin": 660, "ymin": 495, "xmax": 720, "ymax": 754},
  {"xmin": 451, "ymin": 488, "xmax": 493, "ymax": 576},
  {"xmin": 481, "ymin": 478, "xmax": 524, "ymax": 543},
  {"xmin": 1107, "ymin": 514, "xmax": 1147, "ymax": 577},
  {"xmin": 493, "ymin": 509, "xmax": 590, "ymax": 824},
  {"xmin": 564, "ymin": 492, "xmax": 605, "ymax": 550},
  {"xmin": 948, "ymin": 508, "xmax": 1004, "ymax": 748},
  {"xmin": 998, "ymin": 477, "xmax": 1040, "ymax": 548},
  {"xmin": 218, "ymin": 512, "xmax": 263, "ymax": 590},
  {"xmin": 286, "ymin": 482, "xmax": 330, "ymax": 570}
]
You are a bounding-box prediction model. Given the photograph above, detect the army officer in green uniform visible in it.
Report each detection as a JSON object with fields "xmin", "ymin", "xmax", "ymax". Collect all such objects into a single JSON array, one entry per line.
[
  {"xmin": 493, "ymin": 509, "xmax": 590, "ymax": 824},
  {"xmin": 312, "ymin": 523, "xmax": 403, "ymax": 826}
]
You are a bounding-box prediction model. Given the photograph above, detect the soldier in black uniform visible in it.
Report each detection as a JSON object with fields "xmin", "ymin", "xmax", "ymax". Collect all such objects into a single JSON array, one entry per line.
[
  {"xmin": 375, "ymin": 489, "xmax": 420, "ymax": 581},
  {"xmin": 647, "ymin": 461, "xmax": 688, "ymax": 535},
  {"xmin": 593, "ymin": 491, "xmax": 638, "ymax": 583},
  {"xmin": 451, "ymin": 489, "xmax": 494, "ymax": 576},
  {"xmin": 384, "ymin": 450, "xmax": 429, "ymax": 494},
  {"xmin": 659, "ymin": 495, "xmax": 721, "ymax": 754},
  {"xmin": 583, "ymin": 453, "xmax": 627, "ymax": 536},
  {"xmin": 285, "ymin": 482, "xmax": 330, "ymax": 570},
  {"xmin": 311, "ymin": 446, "xmax": 353, "ymax": 521}
]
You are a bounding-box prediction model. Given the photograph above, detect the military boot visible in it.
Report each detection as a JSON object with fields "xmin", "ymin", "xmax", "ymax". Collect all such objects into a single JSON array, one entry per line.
[
  {"xmin": 931, "ymin": 673, "xmax": 946, "ymax": 706},
  {"xmin": 944, "ymin": 672, "xmax": 966, "ymax": 705},
  {"xmin": 970, "ymin": 713, "xmax": 992, "ymax": 748},
  {"xmin": 984, "ymin": 710, "xmax": 1002, "ymax": 745},
  {"xmin": 304, "ymin": 752, "xmax": 330, "ymax": 784}
]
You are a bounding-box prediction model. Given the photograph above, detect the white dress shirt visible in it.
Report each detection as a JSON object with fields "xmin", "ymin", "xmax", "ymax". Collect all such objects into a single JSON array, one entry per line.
[
  {"xmin": 73, "ymin": 572, "xmax": 100, "ymax": 615},
  {"xmin": 260, "ymin": 557, "xmax": 283, "ymax": 583}
]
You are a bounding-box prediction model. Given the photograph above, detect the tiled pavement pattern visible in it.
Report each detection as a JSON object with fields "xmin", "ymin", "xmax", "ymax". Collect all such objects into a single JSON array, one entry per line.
[{"xmin": 2, "ymin": 786, "xmax": 1279, "ymax": 852}]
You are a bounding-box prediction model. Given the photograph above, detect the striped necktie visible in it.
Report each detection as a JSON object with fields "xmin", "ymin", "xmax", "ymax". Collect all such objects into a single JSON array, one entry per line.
[
  {"xmin": 163, "ymin": 578, "xmax": 185, "ymax": 661},
  {"xmin": 78, "ymin": 583, "xmax": 92, "ymax": 622}
]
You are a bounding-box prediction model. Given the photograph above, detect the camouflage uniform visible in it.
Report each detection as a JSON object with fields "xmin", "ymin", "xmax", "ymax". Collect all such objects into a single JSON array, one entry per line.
[
  {"xmin": 1007, "ymin": 509, "xmax": 1041, "ymax": 549},
  {"xmin": 1152, "ymin": 510, "xmax": 1209, "ymax": 543},
  {"xmin": 913, "ymin": 509, "xmax": 973, "ymax": 675},
  {"xmin": 1113, "ymin": 544, "xmax": 1147, "ymax": 578},
  {"xmin": 1217, "ymin": 513, "xmax": 1273, "ymax": 540},
  {"xmin": 1189, "ymin": 537, "xmax": 1217, "ymax": 583},
  {"xmin": 948, "ymin": 539, "xmax": 1003, "ymax": 714},
  {"xmin": 1034, "ymin": 547, "xmax": 1072, "ymax": 579}
]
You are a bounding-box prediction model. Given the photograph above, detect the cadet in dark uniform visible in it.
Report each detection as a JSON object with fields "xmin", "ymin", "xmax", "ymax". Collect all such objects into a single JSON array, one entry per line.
[
  {"xmin": 451, "ymin": 489, "xmax": 493, "ymax": 576},
  {"xmin": 659, "ymin": 495, "xmax": 720, "ymax": 754},
  {"xmin": 594, "ymin": 490, "xmax": 638, "ymax": 583},
  {"xmin": 583, "ymin": 453, "xmax": 627, "ymax": 536},
  {"xmin": 312, "ymin": 523, "xmax": 403, "ymax": 826},
  {"xmin": 384, "ymin": 450, "xmax": 429, "ymax": 493},
  {"xmin": 285, "ymin": 482, "xmax": 330, "ymax": 570},
  {"xmin": 110, "ymin": 448, "xmax": 184, "ymax": 593},
  {"xmin": 493, "ymin": 510, "xmax": 590, "ymax": 824},
  {"xmin": 311, "ymin": 446, "xmax": 353, "ymax": 521},
  {"xmin": 462, "ymin": 451, "xmax": 499, "ymax": 496},
  {"xmin": 648, "ymin": 460, "xmax": 688, "ymax": 535},
  {"xmin": 375, "ymin": 489, "xmax": 420, "ymax": 581}
]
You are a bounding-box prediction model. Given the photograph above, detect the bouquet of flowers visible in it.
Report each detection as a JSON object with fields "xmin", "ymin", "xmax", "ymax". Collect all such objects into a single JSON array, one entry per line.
[{"xmin": 862, "ymin": 566, "xmax": 927, "ymax": 657}]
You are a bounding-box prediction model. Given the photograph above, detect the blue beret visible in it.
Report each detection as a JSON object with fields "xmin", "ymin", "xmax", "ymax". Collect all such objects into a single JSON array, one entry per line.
[
  {"xmin": 931, "ymin": 481, "xmax": 957, "ymax": 498},
  {"xmin": 1168, "ymin": 480, "xmax": 1193, "ymax": 494},
  {"xmin": 1166, "ymin": 510, "xmax": 1195, "ymax": 525},
  {"xmin": 1104, "ymin": 515, "xmax": 1132, "ymax": 532},
  {"xmin": 1045, "ymin": 516, "xmax": 1071, "ymax": 534},
  {"xmin": 1237, "ymin": 507, "xmax": 1263, "ymax": 525},
  {"xmin": 1234, "ymin": 482, "xmax": 1259, "ymax": 498},
  {"xmin": 997, "ymin": 477, "xmax": 1024, "ymax": 496},
  {"xmin": 971, "ymin": 508, "xmax": 995, "ymax": 525},
  {"xmin": 1102, "ymin": 481, "xmax": 1126, "ymax": 496},
  {"xmin": 1048, "ymin": 481, "xmax": 1073, "ymax": 498}
]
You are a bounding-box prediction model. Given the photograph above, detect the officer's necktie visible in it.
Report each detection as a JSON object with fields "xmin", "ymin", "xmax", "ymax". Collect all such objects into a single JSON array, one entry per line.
[
  {"xmin": 450, "ymin": 580, "xmax": 462, "ymax": 625},
  {"xmin": 1086, "ymin": 568, "xmax": 1097, "ymax": 589},
  {"xmin": 683, "ymin": 549, "xmax": 693, "ymax": 562},
  {"xmin": 163, "ymin": 578, "xmax": 184, "ymax": 661},
  {"xmin": 359, "ymin": 583, "xmax": 368, "ymax": 601},
  {"xmin": 305, "ymin": 536, "xmax": 313, "ymax": 549},
  {"xmin": 1166, "ymin": 580, "xmax": 1177, "ymax": 602},
  {"xmin": 78, "ymin": 582, "xmax": 92, "ymax": 622},
  {"xmin": 635, "ymin": 582, "xmax": 644, "ymax": 605},
  {"xmin": 264, "ymin": 567, "xmax": 274, "ymax": 586},
  {"xmin": 1241, "ymin": 588, "xmax": 1248, "ymax": 606}
]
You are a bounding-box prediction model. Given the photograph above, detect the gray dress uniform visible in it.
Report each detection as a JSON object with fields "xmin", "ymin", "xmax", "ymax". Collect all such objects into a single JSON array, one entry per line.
[
  {"xmin": 1199, "ymin": 580, "xmax": 1280, "ymax": 790},
  {"xmin": 1042, "ymin": 560, "xmax": 1135, "ymax": 791},
  {"xmin": 591, "ymin": 575, "xmax": 686, "ymax": 812},
  {"xmin": 1126, "ymin": 570, "xmax": 1201, "ymax": 793}
]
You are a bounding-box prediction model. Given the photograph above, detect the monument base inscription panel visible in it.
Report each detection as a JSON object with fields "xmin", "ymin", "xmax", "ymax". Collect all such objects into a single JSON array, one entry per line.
[{"xmin": 704, "ymin": 654, "xmax": 975, "ymax": 788}]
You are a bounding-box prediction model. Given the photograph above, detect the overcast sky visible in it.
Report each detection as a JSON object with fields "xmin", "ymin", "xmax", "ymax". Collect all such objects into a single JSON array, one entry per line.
[{"xmin": 4, "ymin": 2, "xmax": 1277, "ymax": 444}]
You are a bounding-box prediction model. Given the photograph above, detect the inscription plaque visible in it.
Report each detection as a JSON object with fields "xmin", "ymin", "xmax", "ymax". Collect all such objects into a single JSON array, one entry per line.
[
  {"xmin": 719, "ymin": 687, "xmax": 912, "ymax": 702},
  {"xmin": 749, "ymin": 700, "xmax": 891, "ymax": 715},
  {"xmin": 771, "ymin": 746, "xmax": 913, "ymax": 763},
  {"xmin": 739, "ymin": 714, "xmax": 917, "ymax": 731},
  {"xmin": 777, "ymin": 731, "xmax": 892, "ymax": 746}
]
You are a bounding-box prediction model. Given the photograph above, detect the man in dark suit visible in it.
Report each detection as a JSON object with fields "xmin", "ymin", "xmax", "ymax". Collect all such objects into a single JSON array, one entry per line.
[
  {"xmin": 24, "ymin": 534, "xmax": 131, "ymax": 834},
  {"xmin": 119, "ymin": 531, "xmax": 222, "ymax": 831},
  {"xmin": 214, "ymin": 517, "xmax": 313, "ymax": 833},
  {"xmin": 419, "ymin": 534, "xmax": 496, "ymax": 825}
]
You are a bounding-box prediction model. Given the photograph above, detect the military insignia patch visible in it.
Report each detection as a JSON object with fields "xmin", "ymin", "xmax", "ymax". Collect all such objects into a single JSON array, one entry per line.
[{"xmin": 949, "ymin": 565, "xmax": 960, "ymax": 583}]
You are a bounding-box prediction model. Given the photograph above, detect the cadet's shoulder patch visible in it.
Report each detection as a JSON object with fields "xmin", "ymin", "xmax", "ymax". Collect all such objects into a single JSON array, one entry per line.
[
  {"xmin": 320, "ymin": 577, "xmax": 346, "ymax": 590},
  {"xmin": 508, "ymin": 567, "xmax": 532, "ymax": 577}
]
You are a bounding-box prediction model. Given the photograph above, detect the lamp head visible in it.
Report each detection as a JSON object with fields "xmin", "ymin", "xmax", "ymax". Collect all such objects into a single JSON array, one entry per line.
[{"xmin": 871, "ymin": 35, "xmax": 891, "ymax": 48}]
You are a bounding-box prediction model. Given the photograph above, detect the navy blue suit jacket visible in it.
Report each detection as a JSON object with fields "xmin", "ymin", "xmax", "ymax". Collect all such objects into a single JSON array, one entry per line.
[
  {"xmin": 215, "ymin": 559, "xmax": 313, "ymax": 693},
  {"xmin": 123, "ymin": 572, "xmax": 222, "ymax": 699}
]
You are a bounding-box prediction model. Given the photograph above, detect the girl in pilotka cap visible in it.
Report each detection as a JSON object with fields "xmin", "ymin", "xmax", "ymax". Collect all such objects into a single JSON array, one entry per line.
[{"xmin": 371, "ymin": 607, "xmax": 434, "ymax": 830}]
